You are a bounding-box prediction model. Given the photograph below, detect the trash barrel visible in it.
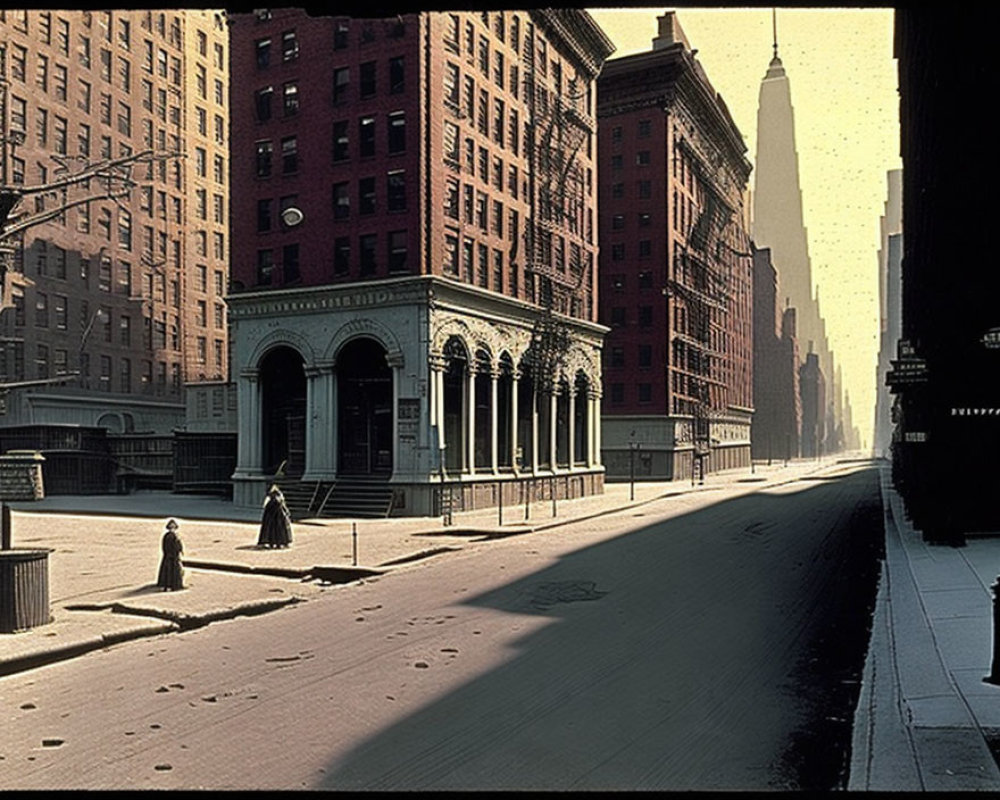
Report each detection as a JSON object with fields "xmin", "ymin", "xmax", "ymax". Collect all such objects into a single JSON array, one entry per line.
[{"xmin": 0, "ymin": 549, "xmax": 53, "ymax": 633}]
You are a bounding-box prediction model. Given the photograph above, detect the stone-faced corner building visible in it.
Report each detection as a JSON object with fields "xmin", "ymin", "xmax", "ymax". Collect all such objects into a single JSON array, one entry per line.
[{"xmin": 228, "ymin": 10, "xmax": 615, "ymax": 515}]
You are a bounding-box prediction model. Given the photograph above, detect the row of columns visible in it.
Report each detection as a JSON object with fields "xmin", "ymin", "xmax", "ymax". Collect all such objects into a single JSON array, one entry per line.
[{"xmin": 428, "ymin": 356, "xmax": 601, "ymax": 477}]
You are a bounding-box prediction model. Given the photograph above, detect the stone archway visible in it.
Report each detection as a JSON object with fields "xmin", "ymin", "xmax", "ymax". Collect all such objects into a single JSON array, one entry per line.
[{"xmin": 259, "ymin": 345, "xmax": 307, "ymax": 476}]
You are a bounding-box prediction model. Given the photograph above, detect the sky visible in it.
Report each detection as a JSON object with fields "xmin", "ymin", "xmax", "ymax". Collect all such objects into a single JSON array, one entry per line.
[{"xmin": 587, "ymin": 7, "xmax": 901, "ymax": 451}]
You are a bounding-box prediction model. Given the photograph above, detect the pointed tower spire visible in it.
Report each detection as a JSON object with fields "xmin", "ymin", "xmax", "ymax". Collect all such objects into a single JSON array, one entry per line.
[{"xmin": 772, "ymin": 7, "xmax": 778, "ymax": 60}]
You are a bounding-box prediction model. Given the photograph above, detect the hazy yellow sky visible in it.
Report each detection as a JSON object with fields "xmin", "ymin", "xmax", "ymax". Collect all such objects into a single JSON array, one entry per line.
[{"xmin": 588, "ymin": 7, "xmax": 901, "ymax": 450}]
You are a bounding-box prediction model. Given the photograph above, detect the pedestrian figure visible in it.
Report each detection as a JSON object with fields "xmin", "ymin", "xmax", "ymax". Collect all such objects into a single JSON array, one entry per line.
[
  {"xmin": 157, "ymin": 519, "xmax": 184, "ymax": 591},
  {"xmin": 258, "ymin": 484, "xmax": 293, "ymax": 548}
]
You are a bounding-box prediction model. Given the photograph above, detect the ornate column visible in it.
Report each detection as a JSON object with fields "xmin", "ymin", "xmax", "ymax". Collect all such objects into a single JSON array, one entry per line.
[
  {"xmin": 465, "ymin": 363, "xmax": 474, "ymax": 474},
  {"xmin": 531, "ymin": 381, "xmax": 539, "ymax": 473},
  {"xmin": 510, "ymin": 368, "xmax": 520, "ymax": 471},
  {"xmin": 386, "ymin": 350, "xmax": 404, "ymax": 480},
  {"xmin": 490, "ymin": 368, "xmax": 499, "ymax": 474},
  {"xmin": 568, "ymin": 387, "xmax": 576, "ymax": 469},
  {"xmin": 235, "ymin": 368, "xmax": 262, "ymax": 475},
  {"xmin": 302, "ymin": 364, "xmax": 321, "ymax": 479},
  {"xmin": 591, "ymin": 389, "xmax": 602, "ymax": 467},
  {"xmin": 429, "ymin": 354, "xmax": 446, "ymax": 473},
  {"xmin": 549, "ymin": 388, "xmax": 558, "ymax": 471}
]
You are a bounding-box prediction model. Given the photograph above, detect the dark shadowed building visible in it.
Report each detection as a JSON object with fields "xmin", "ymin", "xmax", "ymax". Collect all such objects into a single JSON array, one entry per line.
[
  {"xmin": 888, "ymin": 10, "xmax": 1000, "ymax": 539},
  {"xmin": 799, "ymin": 348, "xmax": 825, "ymax": 459},
  {"xmin": 751, "ymin": 245, "xmax": 801, "ymax": 462}
]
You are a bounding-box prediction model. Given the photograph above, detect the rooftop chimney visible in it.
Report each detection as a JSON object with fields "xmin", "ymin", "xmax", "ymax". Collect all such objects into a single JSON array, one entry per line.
[{"xmin": 652, "ymin": 11, "xmax": 691, "ymax": 51}]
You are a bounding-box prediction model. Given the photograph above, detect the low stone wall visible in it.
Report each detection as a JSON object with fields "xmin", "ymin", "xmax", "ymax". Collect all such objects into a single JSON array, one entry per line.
[{"xmin": 0, "ymin": 451, "xmax": 45, "ymax": 501}]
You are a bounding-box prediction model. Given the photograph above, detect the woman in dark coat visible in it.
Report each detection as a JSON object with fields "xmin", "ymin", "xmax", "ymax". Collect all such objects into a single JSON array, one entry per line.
[
  {"xmin": 258, "ymin": 484, "xmax": 293, "ymax": 548},
  {"xmin": 157, "ymin": 519, "xmax": 184, "ymax": 591}
]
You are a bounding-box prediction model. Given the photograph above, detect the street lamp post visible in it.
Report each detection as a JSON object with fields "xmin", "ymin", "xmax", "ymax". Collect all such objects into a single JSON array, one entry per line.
[{"xmin": 628, "ymin": 432, "xmax": 640, "ymax": 502}]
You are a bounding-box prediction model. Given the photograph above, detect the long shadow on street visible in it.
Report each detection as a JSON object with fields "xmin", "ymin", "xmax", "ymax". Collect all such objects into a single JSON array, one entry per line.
[{"xmin": 318, "ymin": 466, "xmax": 884, "ymax": 791}]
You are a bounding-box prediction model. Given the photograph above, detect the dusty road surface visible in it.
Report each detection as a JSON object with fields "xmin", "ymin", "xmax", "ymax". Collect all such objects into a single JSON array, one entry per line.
[{"xmin": 0, "ymin": 465, "xmax": 882, "ymax": 790}]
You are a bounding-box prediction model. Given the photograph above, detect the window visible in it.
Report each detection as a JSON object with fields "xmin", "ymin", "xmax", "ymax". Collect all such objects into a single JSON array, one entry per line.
[
  {"xmin": 611, "ymin": 154, "xmax": 623, "ymax": 171},
  {"xmin": 283, "ymin": 82, "xmax": 298, "ymax": 116},
  {"xmin": 214, "ymin": 154, "xmax": 225, "ymax": 184},
  {"xmin": 334, "ymin": 20, "xmax": 349, "ymax": 50},
  {"xmin": 255, "ymin": 86, "xmax": 273, "ymax": 120},
  {"xmin": 257, "ymin": 199, "xmax": 272, "ymax": 232},
  {"xmin": 610, "ymin": 307, "xmax": 626, "ymax": 327},
  {"xmin": 610, "ymin": 384, "xmax": 624, "ymax": 404},
  {"xmin": 639, "ymin": 240, "xmax": 651, "ymax": 258},
  {"xmin": 359, "ymin": 233, "xmax": 376, "ymax": 275},
  {"xmin": 639, "ymin": 212, "xmax": 651, "ymax": 227},
  {"xmin": 359, "ymin": 176, "xmax": 376, "ymax": 215},
  {"xmin": 443, "ymin": 232, "xmax": 459, "ymax": 275},
  {"xmin": 638, "ymin": 119, "xmax": 651, "ymax": 137},
  {"xmin": 477, "ymin": 243, "xmax": 489, "ymax": 288},
  {"xmin": 257, "ymin": 249, "xmax": 273, "ymax": 284},
  {"xmin": 282, "ymin": 31, "xmax": 299, "ymax": 62},
  {"xmin": 11, "ymin": 45, "xmax": 27, "ymax": 81},
  {"xmin": 360, "ymin": 61, "xmax": 376, "ymax": 98},
  {"xmin": 388, "ymin": 230, "xmax": 407, "ymax": 272},
  {"xmin": 359, "ymin": 116, "xmax": 375, "ymax": 157},
  {"xmin": 611, "ymin": 243, "xmax": 625, "ymax": 261},
  {"xmin": 195, "ymin": 147, "xmax": 207, "ymax": 177},
  {"xmin": 37, "ymin": 55, "xmax": 50, "ymax": 92},
  {"xmin": 281, "ymin": 136, "xmax": 297, "ymax": 173},
  {"xmin": 389, "ymin": 56, "xmax": 404, "ymax": 94},
  {"xmin": 639, "ymin": 306, "xmax": 653, "ymax": 327},
  {"xmin": 282, "ymin": 244, "xmax": 300, "ymax": 283},
  {"xmin": 612, "ymin": 214, "xmax": 624, "ymax": 231},
  {"xmin": 256, "ymin": 37, "xmax": 271, "ymax": 68},
  {"xmin": 638, "ymin": 345, "xmax": 652, "ymax": 368},
  {"xmin": 333, "ymin": 182, "xmax": 349, "ymax": 218},
  {"xmin": 55, "ymin": 64, "xmax": 68, "ymax": 101},
  {"xmin": 444, "ymin": 62, "xmax": 459, "ymax": 107},
  {"xmin": 636, "ymin": 150, "xmax": 651, "ymax": 166},
  {"xmin": 387, "ymin": 170, "xmax": 406, "ymax": 211},
  {"xmin": 508, "ymin": 164, "xmax": 518, "ymax": 199},
  {"xmin": 256, "ymin": 140, "xmax": 273, "ymax": 177},
  {"xmin": 334, "ymin": 237, "xmax": 350, "ymax": 274},
  {"xmin": 387, "ymin": 111, "xmax": 405, "ymax": 154},
  {"xmin": 333, "ymin": 120, "xmax": 349, "ymax": 161},
  {"xmin": 638, "ymin": 383, "xmax": 652, "ymax": 403},
  {"xmin": 333, "ymin": 67, "xmax": 349, "ymax": 103},
  {"xmin": 609, "ymin": 347, "xmax": 625, "ymax": 368},
  {"xmin": 638, "ymin": 180, "xmax": 651, "ymax": 199}
]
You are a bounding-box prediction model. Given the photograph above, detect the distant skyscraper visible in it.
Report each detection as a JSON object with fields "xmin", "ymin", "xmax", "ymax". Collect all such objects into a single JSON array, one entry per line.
[{"xmin": 751, "ymin": 13, "xmax": 842, "ymax": 455}]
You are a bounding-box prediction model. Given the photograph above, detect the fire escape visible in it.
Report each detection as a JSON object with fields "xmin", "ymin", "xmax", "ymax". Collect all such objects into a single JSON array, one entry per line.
[
  {"xmin": 521, "ymin": 30, "xmax": 592, "ymax": 391},
  {"xmin": 666, "ymin": 142, "xmax": 739, "ymax": 470}
]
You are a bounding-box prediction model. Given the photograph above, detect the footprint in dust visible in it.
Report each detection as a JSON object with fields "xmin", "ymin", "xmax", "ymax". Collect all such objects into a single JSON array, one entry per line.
[
  {"xmin": 20, "ymin": 703, "xmax": 37, "ymax": 711},
  {"xmin": 154, "ymin": 764, "xmax": 173, "ymax": 772},
  {"xmin": 41, "ymin": 739, "xmax": 65, "ymax": 748}
]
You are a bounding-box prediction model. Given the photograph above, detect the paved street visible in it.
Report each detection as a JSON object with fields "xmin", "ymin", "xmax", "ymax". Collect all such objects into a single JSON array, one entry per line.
[{"xmin": 0, "ymin": 461, "xmax": 883, "ymax": 790}]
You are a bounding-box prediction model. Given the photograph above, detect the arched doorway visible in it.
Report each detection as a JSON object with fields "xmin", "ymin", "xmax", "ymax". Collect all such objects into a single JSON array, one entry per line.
[
  {"xmin": 260, "ymin": 345, "xmax": 306, "ymax": 477},
  {"xmin": 337, "ymin": 337, "xmax": 393, "ymax": 475},
  {"xmin": 442, "ymin": 336, "xmax": 469, "ymax": 473}
]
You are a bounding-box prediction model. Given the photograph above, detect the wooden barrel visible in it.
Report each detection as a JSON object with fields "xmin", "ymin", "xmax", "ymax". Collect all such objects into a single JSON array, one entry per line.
[{"xmin": 0, "ymin": 549, "xmax": 52, "ymax": 633}]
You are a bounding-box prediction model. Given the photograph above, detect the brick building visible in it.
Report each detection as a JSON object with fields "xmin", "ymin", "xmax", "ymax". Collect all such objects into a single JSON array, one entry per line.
[
  {"xmin": 596, "ymin": 12, "xmax": 753, "ymax": 482},
  {"xmin": 227, "ymin": 10, "xmax": 614, "ymax": 516},
  {"xmin": 0, "ymin": 10, "xmax": 230, "ymax": 433}
]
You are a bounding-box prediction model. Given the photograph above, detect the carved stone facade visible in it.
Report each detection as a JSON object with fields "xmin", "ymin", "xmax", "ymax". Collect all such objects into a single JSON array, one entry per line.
[{"xmin": 229, "ymin": 276, "xmax": 605, "ymax": 515}]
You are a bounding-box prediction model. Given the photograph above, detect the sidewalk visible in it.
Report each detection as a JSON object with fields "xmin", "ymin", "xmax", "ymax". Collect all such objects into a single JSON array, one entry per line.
[
  {"xmin": 4, "ymin": 455, "xmax": 999, "ymax": 790},
  {"xmin": 0, "ymin": 457, "xmax": 824, "ymax": 677},
  {"xmin": 848, "ymin": 464, "xmax": 1000, "ymax": 790}
]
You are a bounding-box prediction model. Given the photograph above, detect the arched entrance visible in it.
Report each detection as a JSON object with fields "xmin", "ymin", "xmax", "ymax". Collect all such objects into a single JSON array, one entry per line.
[
  {"xmin": 260, "ymin": 345, "xmax": 306, "ymax": 477},
  {"xmin": 337, "ymin": 337, "xmax": 393, "ymax": 475}
]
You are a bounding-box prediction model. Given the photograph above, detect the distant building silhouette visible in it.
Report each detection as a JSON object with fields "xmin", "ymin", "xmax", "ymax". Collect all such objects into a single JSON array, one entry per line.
[
  {"xmin": 873, "ymin": 169, "xmax": 902, "ymax": 459},
  {"xmin": 751, "ymin": 13, "xmax": 846, "ymax": 456},
  {"xmin": 799, "ymin": 347, "xmax": 825, "ymax": 459},
  {"xmin": 751, "ymin": 246, "xmax": 801, "ymax": 461}
]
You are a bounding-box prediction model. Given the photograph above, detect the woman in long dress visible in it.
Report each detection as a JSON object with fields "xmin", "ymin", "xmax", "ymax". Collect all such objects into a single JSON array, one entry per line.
[
  {"xmin": 157, "ymin": 519, "xmax": 184, "ymax": 590},
  {"xmin": 257, "ymin": 484, "xmax": 293, "ymax": 548}
]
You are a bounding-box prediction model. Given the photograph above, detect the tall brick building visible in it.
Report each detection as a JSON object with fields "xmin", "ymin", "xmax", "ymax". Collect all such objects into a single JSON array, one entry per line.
[
  {"xmin": 227, "ymin": 10, "xmax": 614, "ymax": 515},
  {"xmin": 0, "ymin": 9, "xmax": 230, "ymax": 433},
  {"xmin": 596, "ymin": 12, "xmax": 753, "ymax": 481}
]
